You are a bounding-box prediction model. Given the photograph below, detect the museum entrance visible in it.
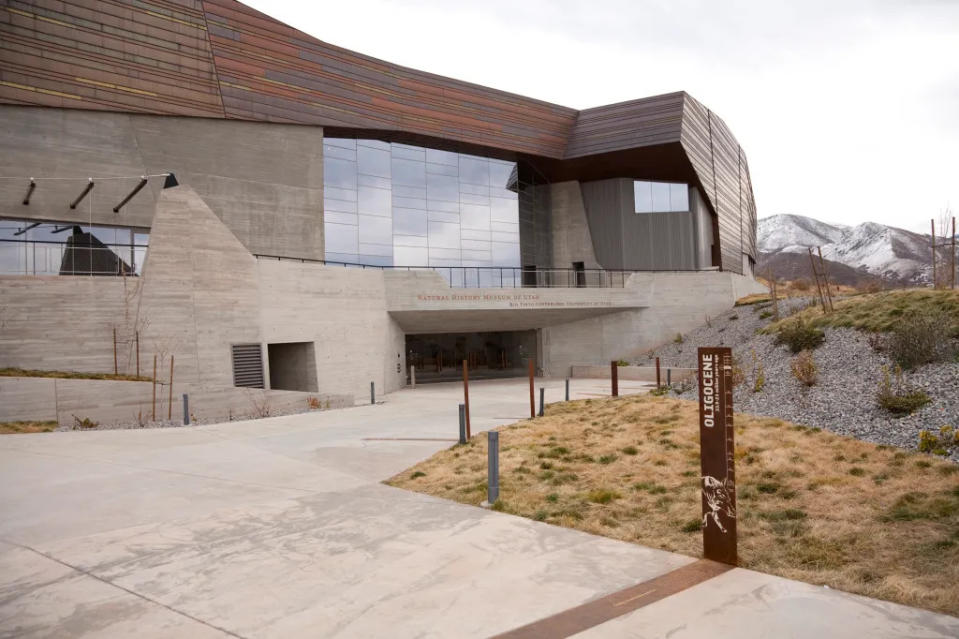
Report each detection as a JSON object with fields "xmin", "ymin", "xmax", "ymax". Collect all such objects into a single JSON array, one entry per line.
[{"xmin": 405, "ymin": 330, "xmax": 536, "ymax": 383}]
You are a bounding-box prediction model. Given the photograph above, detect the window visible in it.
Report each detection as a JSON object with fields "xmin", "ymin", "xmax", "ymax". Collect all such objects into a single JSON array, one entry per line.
[
  {"xmin": 323, "ymin": 139, "xmax": 526, "ymax": 270},
  {"xmin": 0, "ymin": 218, "xmax": 149, "ymax": 276},
  {"xmin": 633, "ymin": 181, "xmax": 689, "ymax": 213}
]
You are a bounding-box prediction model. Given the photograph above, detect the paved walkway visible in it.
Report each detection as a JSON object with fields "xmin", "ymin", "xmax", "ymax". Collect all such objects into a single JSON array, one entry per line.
[{"xmin": 1, "ymin": 378, "xmax": 956, "ymax": 638}]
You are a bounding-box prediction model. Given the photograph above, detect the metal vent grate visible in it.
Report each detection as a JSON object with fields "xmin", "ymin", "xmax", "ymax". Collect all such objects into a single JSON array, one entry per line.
[{"xmin": 231, "ymin": 343, "xmax": 264, "ymax": 388}]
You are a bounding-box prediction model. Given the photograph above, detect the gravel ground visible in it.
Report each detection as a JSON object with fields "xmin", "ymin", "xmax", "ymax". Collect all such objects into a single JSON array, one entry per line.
[{"xmin": 642, "ymin": 298, "xmax": 959, "ymax": 460}]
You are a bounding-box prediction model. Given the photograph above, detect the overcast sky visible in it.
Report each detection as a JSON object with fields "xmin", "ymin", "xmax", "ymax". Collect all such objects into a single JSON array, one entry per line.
[{"xmin": 247, "ymin": 0, "xmax": 958, "ymax": 235}]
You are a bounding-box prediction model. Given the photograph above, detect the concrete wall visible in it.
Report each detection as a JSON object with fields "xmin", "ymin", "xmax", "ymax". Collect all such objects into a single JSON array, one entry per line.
[
  {"xmin": 540, "ymin": 271, "xmax": 766, "ymax": 376},
  {"xmin": 549, "ymin": 181, "xmax": 602, "ymax": 270},
  {"xmin": 267, "ymin": 342, "xmax": 318, "ymax": 392},
  {"xmin": 0, "ymin": 106, "xmax": 324, "ymax": 260},
  {"xmin": 0, "ymin": 376, "xmax": 351, "ymax": 427},
  {"xmin": 569, "ymin": 365, "xmax": 696, "ymax": 383}
]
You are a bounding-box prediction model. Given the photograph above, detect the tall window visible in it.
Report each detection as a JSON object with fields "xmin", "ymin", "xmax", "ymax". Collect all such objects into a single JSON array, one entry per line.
[
  {"xmin": 633, "ymin": 181, "xmax": 689, "ymax": 213},
  {"xmin": 323, "ymin": 139, "xmax": 522, "ymax": 280}
]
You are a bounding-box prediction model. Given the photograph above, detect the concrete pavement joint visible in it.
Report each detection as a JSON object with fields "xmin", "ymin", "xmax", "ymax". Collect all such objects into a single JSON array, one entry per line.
[{"xmin": 1, "ymin": 538, "xmax": 246, "ymax": 639}]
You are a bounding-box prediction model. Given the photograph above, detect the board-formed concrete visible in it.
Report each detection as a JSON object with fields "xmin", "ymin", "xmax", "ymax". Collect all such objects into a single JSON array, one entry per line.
[
  {"xmin": 0, "ymin": 107, "xmax": 325, "ymax": 260},
  {"xmin": 1, "ymin": 379, "xmax": 956, "ymax": 638}
]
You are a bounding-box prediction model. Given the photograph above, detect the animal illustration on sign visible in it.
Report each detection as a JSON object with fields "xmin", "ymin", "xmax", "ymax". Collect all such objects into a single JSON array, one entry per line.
[{"xmin": 702, "ymin": 475, "xmax": 736, "ymax": 533}]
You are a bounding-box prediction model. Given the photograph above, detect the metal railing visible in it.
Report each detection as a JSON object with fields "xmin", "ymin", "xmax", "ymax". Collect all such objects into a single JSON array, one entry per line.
[
  {"xmin": 0, "ymin": 238, "xmax": 147, "ymax": 276},
  {"xmin": 253, "ymin": 254, "xmax": 636, "ymax": 288}
]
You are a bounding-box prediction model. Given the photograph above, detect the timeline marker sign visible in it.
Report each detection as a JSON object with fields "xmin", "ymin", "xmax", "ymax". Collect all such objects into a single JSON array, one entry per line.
[{"xmin": 697, "ymin": 347, "xmax": 737, "ymax": 565}]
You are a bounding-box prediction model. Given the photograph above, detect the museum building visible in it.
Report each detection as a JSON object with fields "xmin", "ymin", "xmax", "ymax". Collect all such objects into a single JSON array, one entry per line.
[{"xmin": 0, "ymin": 0, "xmax": 763, "ymax": 422}]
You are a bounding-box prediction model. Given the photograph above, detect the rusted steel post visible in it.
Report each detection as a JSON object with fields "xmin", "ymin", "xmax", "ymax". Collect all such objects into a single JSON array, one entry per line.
[
  {"xmin": 152, "ymin": 354, "xmax": 157, "ymax": 421},
  {"xmin": 656, "ymin": 357, "xmax": 661, "ymax": 388},
  {"xmin": 528, "ymin": 359, "xmax": 535, "ymax": 419},
  {"xmin": 167, "ymin": 355, "xmax": 174, "ymax": 420},
  {"xmin": 610, "ymin": 360, "xmax": 619, "ymax": 397},
  {"xmin": 697, "ymin": 347, "xmax": 737, "ymax": 565},
  {"xmin": 462, "ymin": 359, "xmax": 471, "ymax": 438},
  {"xmin": 931, "ymin": 219, "xmax": 937, "ymax": 288},
  {"xmin": 113, "ymin": 327, "xmax": 118, "ymax": 375}
]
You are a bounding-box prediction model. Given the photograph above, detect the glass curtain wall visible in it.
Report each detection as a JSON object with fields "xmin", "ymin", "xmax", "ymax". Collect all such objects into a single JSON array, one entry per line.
[
  {"xmin": 0, "ymin": 219, "xmax": 148, "ymax": 276},
  {"xmin": 323, "ymin": 138, "xmax": 524, "ymax": 286},
  {"xmin": 633, "ymin": 180, "xmax": 689, "ymax": 213}
]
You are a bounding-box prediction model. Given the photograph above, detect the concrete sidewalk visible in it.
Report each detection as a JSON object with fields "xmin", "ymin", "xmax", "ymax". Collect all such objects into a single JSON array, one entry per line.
[{"xmin": 1, "ymin": 378, "xmax": 956, "ymax": 638}]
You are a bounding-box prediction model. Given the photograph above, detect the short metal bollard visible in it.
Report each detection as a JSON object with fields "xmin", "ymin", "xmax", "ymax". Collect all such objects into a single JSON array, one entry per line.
[
  {"xmin": 538, "ymin": 387, "xmax": 545, "ymax": 417},
  {"xmin": 487, "ymin": 431, "xmax": 500, "ymax": 505},
  {"xmin": 565, "ymin": 378, "xmax": 570, "ymax": 401},
  {"xmin": 667, "ymin": 368, "xmax": 672, "ymax": 386},
  {"xmin": 458, "ymin": 403, "xmax": 467, "ymax": 444},
  {"xmin": 411, "ymin": 365, "xmax": 416, "ymax": 389},
  {"xmin": 182, "ymin": 393, "xmax": 189, "ymax": 425},
  {"xmin": 370, "ymin": 381, "xmax": 375, "ymax": 405}
]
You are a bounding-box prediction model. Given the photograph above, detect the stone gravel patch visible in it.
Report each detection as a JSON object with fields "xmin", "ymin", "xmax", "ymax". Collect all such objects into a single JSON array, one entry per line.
[{"xmin": 642, "ymin": 298, "xmax": 959, "ymax": 459}]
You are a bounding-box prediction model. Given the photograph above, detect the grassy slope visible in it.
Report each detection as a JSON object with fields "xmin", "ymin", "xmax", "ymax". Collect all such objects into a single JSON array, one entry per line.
[
  {"xmin": 390, "ymin": 394, "xmax": 959, "ymax": 615},
  {"xmin": 764, "ymin": 289, "xmax": 959, "ymax": 335},
  {"xmin": 0, "ymin": 368, "xmax": 152, "ymax": 382},
  {"xmin": 0, "ymin": 420, "xmax": 57, "ymax": 434}
]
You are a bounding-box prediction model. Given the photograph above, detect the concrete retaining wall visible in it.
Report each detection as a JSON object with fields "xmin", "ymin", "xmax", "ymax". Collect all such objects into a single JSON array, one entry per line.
[
  {"xmin": 569, "ymin": 365, "xmax": 696, "ymax": 383},
  {"xmin": 0, "ymin": 377, "xmax": 352, "ymax": 428}
]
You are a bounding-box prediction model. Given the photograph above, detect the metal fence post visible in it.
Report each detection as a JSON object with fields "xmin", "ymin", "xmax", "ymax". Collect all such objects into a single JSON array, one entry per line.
[
  {"xmin": 182, "ymin": 393, "xmax": 190, "ymax": 425},
  {"xmin": 458, "ymin": 403, "xmax": 467, "ymax": 444},
  {"xmin": 487, "ymin": 431, "xmax": 500, "ymax": 505},
  {"xmin": 370, "ymin": 381, "xmax": 375, "ymax": 405},
  {"xmin": 538, "ymin": 387, "xmax": 545, "ymax": 417}
]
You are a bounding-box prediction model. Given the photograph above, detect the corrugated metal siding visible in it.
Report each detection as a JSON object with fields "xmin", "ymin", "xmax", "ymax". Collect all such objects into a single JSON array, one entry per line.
[
  {"xmin": 0, "ymin": 0, "xmax": 225, "ymax": 117},
  {"xmin": 564, "ymin": 92, "xmax": 685, "ymax": 159},
  {"xmin": 679, "ymin": 94, "xmax": 758, "ymax": 274}
]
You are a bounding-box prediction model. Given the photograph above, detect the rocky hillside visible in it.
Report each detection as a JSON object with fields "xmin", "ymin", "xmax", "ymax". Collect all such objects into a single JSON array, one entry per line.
[
  {"xmin": 641, "ymin": 290, "xmax": 959, "ymax": 460},
  {"xmin": 757, "ymin": 214, "xmax": 943, "ymax": 285}
]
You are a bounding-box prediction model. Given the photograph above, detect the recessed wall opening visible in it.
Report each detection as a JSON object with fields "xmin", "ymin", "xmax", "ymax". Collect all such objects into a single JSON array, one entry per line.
[
  {"xmin": 267, "ymin": 342, "xmax": 318, "ymax": 392},
  {"xmin": 406, "ymin": 330, "xmax": 536, "ymax": 383}
]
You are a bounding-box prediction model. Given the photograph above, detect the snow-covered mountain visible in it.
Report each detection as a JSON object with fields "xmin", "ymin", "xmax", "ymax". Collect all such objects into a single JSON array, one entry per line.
[{"xmin": 758, "ymin": 214, "xmax": 935, "ymax": 284}]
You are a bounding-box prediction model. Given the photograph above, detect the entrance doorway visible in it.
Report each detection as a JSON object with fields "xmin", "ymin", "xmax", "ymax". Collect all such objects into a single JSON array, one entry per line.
[{"xmin": 405, "ymin": 330, "xmax": 536, "ymax": 383}]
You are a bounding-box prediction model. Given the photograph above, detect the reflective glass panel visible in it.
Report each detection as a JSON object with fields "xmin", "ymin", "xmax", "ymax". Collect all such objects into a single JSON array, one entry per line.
[{"xmin": 323, "ymin": 139, "xmax": 522, "ymax": 270}]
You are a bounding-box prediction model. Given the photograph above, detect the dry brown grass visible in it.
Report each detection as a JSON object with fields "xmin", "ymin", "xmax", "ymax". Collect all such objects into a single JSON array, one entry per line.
[
  {"xmin": 0, "ymin": 420, "xmax": 57, "ymax": 434},
  {"xmin": 389, "ymin": 394, "xmax": 959, "ymax": 615},
  {"xmin": 0, "ymin": 367, "xmax": 152, "ymax": 382}
]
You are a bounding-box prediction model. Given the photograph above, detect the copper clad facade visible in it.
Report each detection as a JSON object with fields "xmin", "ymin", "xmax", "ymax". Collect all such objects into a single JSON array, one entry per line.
[{"xmin": 0, "ymin": 0, "xmax": 758, "ymax": 273}]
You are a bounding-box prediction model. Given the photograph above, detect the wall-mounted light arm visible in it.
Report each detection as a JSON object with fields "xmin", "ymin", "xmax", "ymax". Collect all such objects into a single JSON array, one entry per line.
[
  {"xmin": 22, "ymin": 178, "xmax": 36, "ymax": 205},
  {"xmin": 69, "ymin": 178, "xmax": 94, "ymax": 210},
  {"xmin": 112, "ymin": 176, "xmax": 148, "ymax": 213},
  {"xmin": 13, "ymin": 221, "xmax": 40, "ymax": 236}
]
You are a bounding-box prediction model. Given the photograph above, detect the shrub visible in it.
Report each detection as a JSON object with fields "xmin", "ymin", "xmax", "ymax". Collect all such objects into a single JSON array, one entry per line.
[
  {"xmin": 616, "ymin": 359, "xmax": 629, "ymax": 367},
  {"xmin": 731, "ymin": 359, "xmax": 746, "ymax": 388},
  {"xmin": 72, "ymin": 415, "xmax": 98, "ymax": 429},
  {"xmin": 876, "ymin": 365, "xmax": 931, "ymax": 415},
  {"xmin": 791, "ymin": 278, "xmax": 811, "ymax": 291},
  {"xmin": 587, "ymin": 489, "xmax": 620, "ymax": 504},
  {"xmin": 649, "ymin": 386, "xmax": 670, "ymax": 397},
  {"xmin": 306, "ymin": 396, "xmax": 321, "ymax": 410},
  {"xmin": 759, "ymin": 310, "xmax": 773, "ymax": 319},
  {"xmin": 886, "ymin": 308, "xmax": 955, "ymax": 369},
  {"xmin": 729, "ymin": 314, "xmax": 739, "ymax": 321},
  {"xmin": 673, "ymin": 333, "xmax": 684, "ymax": 344},
  {"xmin": 775, "ymin": 318, "xmax": 825, "ymax": 353},
  {"xmin": 917, "ymin": 426, "xmax": 957, "ymax": 456},
  {"xmin": 753, "ymin": 362, "xmax": 765, "ymax": 393},
  {"xmin": 791, "ymin": 350, "xmax": 818, "ymax": 387}
]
